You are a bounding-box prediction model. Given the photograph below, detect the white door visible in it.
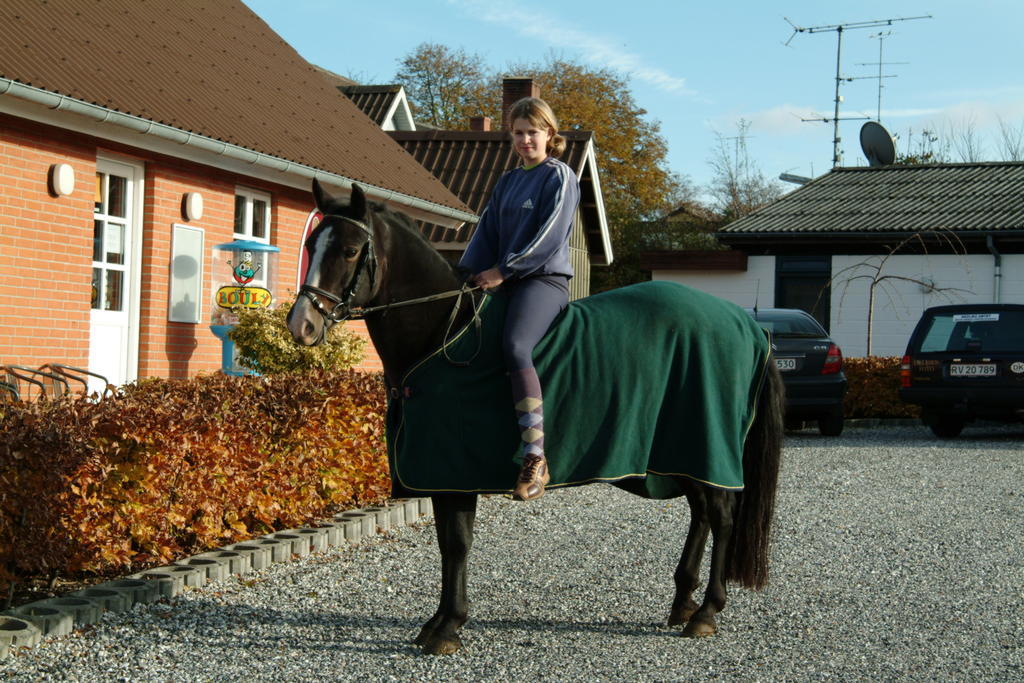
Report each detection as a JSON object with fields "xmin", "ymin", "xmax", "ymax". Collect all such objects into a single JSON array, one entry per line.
[{"xmin": 89, "ymin": 158, "xmax": 141, "ymax": 392}]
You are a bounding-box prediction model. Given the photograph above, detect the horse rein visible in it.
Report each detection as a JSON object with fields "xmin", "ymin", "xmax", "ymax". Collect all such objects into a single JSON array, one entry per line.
[{"xmin": 298, "ymin": 213, "xmax": 485, "ymax": 366}]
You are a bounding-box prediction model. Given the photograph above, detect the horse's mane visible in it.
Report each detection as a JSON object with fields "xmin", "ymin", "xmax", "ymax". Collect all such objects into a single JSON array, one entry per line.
[{"xmin": 367, "ymin": 200, "xmax": 464, "ymax": 280}]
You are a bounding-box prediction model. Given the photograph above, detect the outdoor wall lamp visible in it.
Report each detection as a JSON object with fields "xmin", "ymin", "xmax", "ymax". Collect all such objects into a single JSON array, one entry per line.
[
  {"xmin": 48, "ymin": 163, "xmax": 75, "ymax": 197},
  {"xmin": 182, "ymin": 192, "xmax": 204, "ymax": 221}
]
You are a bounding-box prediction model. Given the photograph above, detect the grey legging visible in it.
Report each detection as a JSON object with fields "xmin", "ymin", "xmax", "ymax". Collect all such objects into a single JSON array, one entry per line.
[{"xmin": 501, "ymin": 275, "xmax": 570, "ymax": 371}]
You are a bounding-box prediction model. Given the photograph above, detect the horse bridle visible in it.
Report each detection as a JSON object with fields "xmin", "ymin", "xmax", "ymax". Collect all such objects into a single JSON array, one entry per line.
[
  {"xmin": 298, "ymin": 212, "xmax": 484, "ymax": 365},
  {"xmin": 298, "ymin": 214, "xmax": 378, "ymax": 324}
]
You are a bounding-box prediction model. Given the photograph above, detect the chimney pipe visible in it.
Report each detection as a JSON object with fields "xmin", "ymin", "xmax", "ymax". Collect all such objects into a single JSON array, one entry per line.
[
  {"xmin": 502, "ymin": 77, "xmax": 540, "ymax": 130},
  {"xmin": 469, "ymin": 116, "xmax": 491, "ymax": 132}
]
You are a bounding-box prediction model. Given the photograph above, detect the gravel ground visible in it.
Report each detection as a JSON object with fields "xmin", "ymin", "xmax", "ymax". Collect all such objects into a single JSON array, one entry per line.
[{"xmin": 3, "ymin": 424, "xmax": 1022, "ymax": 681}]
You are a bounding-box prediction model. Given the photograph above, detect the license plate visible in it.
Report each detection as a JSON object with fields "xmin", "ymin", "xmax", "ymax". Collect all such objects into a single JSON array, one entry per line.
[
  {"xmin": 949, "ymin": 364, "xmax": 996, "ymax": 377},
  {"xmin": 775, "ymin": 358, "xmax": 797, "ymax": 371}
]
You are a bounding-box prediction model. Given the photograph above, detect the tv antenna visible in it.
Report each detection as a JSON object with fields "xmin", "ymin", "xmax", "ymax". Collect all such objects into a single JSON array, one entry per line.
[
  {"xmin": 857, "ymin": 31, "xmax": 910, "ymax": 122},
  {"xmin": 784, "ymin": 15, "xmax": 931, "ymax": 167}
]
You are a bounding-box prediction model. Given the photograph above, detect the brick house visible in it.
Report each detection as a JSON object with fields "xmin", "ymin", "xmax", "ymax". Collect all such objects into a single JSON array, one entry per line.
[{"xmin": 0, "ymin": 0, "xmax": 474, "ymax": 387}]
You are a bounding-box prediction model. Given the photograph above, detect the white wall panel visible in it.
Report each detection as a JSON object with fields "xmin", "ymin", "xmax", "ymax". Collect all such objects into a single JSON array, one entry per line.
[{"xmin": 653, "ymin": 255, "xmax": 775, "ymax": 308}]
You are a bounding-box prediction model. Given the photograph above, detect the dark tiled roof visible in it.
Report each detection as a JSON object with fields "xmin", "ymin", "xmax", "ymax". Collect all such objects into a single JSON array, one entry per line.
[
  {"xmin": 340, "ymin": 85, "xmax": 403, "ymax": 127},
  {"xmin": 389, "ymin": 130, "xmax": 606, "ymax": 260},
  {"xmin": 0, "ymin": 0, "xmax": 468, "ymax": 214},
  {"xmin": 722, "ymin": 162, "xmax": 1024, "ymax": 235}
]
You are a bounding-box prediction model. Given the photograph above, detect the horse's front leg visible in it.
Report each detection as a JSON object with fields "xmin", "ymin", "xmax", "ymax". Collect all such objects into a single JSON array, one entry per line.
[
  {"xmin": 415, "ymin": 493, "xmax": 477, "ymax": 655},
  {"xmin": 682, "ymin": 488, "xmax": 735, "ymax": 637}
]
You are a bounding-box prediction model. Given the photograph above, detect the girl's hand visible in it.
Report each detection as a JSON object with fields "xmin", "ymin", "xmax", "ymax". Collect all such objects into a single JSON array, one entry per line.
[{"xmin": 474, "ymin": 268, "xmax": 505, "ymax": 290}]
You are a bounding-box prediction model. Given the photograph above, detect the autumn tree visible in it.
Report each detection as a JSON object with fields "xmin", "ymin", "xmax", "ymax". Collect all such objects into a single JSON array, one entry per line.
[
  {"xmin": 393, "ymin": 47, "xmax": 687, "ymax": 291},
  {"xmin": 395, "ymin": 43, "xmax": 494, "ymax": 129}
]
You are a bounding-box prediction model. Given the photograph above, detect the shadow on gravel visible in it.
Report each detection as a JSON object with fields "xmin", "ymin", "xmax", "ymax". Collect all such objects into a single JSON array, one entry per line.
[{"xmin": 160, "ymin": 599, "xmax": 670, "ymax": 655}]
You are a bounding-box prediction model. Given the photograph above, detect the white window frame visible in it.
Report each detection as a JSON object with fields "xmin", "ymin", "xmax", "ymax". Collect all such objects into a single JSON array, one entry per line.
[{"xmin": 233, "ymin": 187, "xmax": 272, "ymax": 288}]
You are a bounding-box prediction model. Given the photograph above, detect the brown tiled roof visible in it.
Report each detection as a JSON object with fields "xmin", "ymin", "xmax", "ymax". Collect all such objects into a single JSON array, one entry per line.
[
  {"xmin": 340, "ymin": 85, "xmax": 403, "ymax": 128},
  {"xmin": 721, "ymin": 162, "xmax": 1024, "ymax": 236},
  {"xmin": 389, "ymin": 130, "xmax": 608, "ymax": 262},
  {"xmin": 0, "ymin": 0, "xmax": 469, "ymax": 214}
]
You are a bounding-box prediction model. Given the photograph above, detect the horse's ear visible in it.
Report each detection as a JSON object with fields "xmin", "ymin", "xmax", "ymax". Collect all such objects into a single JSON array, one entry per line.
[
  {"xmin": 312, "ymin": 178, "xmax": 334, "ymax": 212},
  {"xmin": 349, "ymin": 183, "xmax": 367, "ymax": 219}
]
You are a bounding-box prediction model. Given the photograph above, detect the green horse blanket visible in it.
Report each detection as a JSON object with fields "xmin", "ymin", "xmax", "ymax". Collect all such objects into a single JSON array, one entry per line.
[{"xmin": 387, "ymin": 281, "xmax": 770, "ymax": 499}]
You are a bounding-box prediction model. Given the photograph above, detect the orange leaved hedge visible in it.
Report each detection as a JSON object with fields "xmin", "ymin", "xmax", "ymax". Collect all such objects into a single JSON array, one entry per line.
[
  {"xmin": 842, "ymin": 356, "xmax": 920, "ymax": 419},
  {"xmin": 0, "ymin": 370, "xmax": 389, "ymax": 583}
]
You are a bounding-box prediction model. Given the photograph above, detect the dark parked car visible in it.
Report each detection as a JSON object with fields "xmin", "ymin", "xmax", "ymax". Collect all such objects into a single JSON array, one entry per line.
[
  {"xmin": 899, "ymin": 303, "xmax": 1024, "ymax": 438},
  {"xmin": 747, "ymin": 308, "xmax": 848, "ymax": 436}
]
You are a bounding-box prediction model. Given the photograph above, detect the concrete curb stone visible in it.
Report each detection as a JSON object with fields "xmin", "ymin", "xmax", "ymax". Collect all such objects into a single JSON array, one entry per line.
[
  {"xmin": 38, "ymin": 597, "xmax": 104, "ymax": 626},
  {"xmin": 68, "ymin": 588, "xmax": 129, "ymax": 613},
  {"xmin": 95, "ymin": 579, "xmax": 160, "ymax": 606},
  {"xmin": 174, "ymin": 557, "xmax": 230, "ymax": 583},
  {"xmin": 294, "ymin": 527, "xmax": 330, "ymax": 554},
  {"xmin": 222, "ymin": 543, "xmax": 273, "ymax": 571},
  {"xmin": 0, "ymin": 497, "xmax": 434, "ymax": 660},
  {"xmin": 247, "ymin": 537, "xmax": 292, "ymax": 564},
  {"xmin": 1, "ymin": 605, "xmax": 74, "ymax": 637},
  {"xmin": 193, "ymin": 550, "xmax": 251, "ymax": 576},
  {"xmin": 125, "ymin": 571, "xmax": 183, "ymax": 600},
  {"xmin": 0, "ymin": 616, "xmax": 41, "ymax": 651}
]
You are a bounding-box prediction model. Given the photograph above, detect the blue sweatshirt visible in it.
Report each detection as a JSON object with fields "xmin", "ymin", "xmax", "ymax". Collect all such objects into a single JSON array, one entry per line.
[{"xmin": 459, "ymin": 157, "xmax": 580, "ymax": 281}]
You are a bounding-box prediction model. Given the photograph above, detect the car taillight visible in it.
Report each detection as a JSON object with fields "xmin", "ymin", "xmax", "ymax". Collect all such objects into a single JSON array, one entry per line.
[
  {"xmin": 900, "ymin": 355, "xmax": 912, "ymax": 388},
  {"xmin": 821, "ymin": 343, "xmax": 843, "ymax": 375}
]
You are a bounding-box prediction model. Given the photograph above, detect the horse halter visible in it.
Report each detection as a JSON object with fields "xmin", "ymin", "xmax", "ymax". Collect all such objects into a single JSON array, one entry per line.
[{"xmin": 298, "ymin": 214, "xmax": 378, "ymax": 324}]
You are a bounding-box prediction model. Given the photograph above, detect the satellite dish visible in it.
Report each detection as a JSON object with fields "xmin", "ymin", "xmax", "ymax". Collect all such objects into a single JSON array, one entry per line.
[{"xmin": 860, "ymin": 121, "xmax": 896, "ymax": 166}]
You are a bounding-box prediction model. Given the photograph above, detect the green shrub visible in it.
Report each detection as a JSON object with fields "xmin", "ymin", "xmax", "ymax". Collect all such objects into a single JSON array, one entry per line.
[
  {"xmin": 842, "ymin": 356, "xmax": 920, "ymax": 419},
  {"xmin": 0, "ymin": 370, "xmax": 388, "ymax": 584},
  {"xmin": 228, "ymin": 297, "xmax": 365, "ymax": 374}
]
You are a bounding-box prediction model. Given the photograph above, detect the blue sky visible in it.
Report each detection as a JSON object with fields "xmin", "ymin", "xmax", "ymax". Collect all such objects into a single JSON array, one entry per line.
[{"xmin": 244, "ymin": 0, "xmax": 1024, "ymax": 200}]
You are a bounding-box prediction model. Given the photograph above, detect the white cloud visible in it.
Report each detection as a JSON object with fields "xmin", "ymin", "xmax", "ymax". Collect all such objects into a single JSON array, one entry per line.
[{"xmin": 449, "ymin": 0, "xmax": 694, "ymax": 95}]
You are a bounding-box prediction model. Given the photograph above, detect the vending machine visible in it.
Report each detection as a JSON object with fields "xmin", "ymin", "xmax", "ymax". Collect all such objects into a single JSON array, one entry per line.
[{"xmin": 208, "ymin": 239, "xmax": 280, "ymax": 375}]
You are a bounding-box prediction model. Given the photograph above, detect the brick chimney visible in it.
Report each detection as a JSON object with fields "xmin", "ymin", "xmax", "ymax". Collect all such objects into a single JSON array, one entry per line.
[
  {"xmin": 501, "ymin": 77, "xmax": 540, "ymax": 130},
  {"xmin": 469, "ymin": 116, "xmax": 491, "ymax": 132}
]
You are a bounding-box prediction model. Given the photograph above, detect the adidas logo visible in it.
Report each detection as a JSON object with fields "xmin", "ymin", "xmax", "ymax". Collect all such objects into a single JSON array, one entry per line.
[{"xmin": 522, "ymin": 198, "xmax": 534, "ymax": 209}]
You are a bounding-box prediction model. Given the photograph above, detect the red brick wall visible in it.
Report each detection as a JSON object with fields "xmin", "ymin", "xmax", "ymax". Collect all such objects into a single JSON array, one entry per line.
[
  {"xmin": 0, "ymin": 114, "xmax": 384, "ymax": 381},
  {"xmin": 0, "ymin": 114, "xmax": 94, "ymax": 369}
]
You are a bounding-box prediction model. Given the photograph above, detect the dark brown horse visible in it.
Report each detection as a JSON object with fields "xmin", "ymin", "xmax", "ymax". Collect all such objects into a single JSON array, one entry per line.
[{"xmin": 287, "ymin": 181, "xmax": 784, "ymax": 654}]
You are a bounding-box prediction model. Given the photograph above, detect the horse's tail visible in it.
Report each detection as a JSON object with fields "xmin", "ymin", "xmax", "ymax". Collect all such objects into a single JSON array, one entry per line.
[{"xmin": 727, "ymin": 360, "xmax": 784, "ymax": 590}]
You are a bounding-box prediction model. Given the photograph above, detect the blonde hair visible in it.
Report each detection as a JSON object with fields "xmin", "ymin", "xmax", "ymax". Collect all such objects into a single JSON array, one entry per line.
[{"xmin": 507, "ymin": 97, "xmax": 566, "ymax": 159}]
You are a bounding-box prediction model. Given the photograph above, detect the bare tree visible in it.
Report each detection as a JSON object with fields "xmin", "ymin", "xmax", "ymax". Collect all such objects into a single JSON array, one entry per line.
[
  {"xmin": 825, "ymin": 230, "xmax": 972, "ymax": 355},
  {"xmin": 996, "ymin": 116, "xmax": 1024, "ymax": 161},
  {"xmin": 944, "ymin": 115, "xmax": 987, "ymax": 163},
  {"xmin": 706, "ymin": 119, "xmax": 782, "ymax": 221}
]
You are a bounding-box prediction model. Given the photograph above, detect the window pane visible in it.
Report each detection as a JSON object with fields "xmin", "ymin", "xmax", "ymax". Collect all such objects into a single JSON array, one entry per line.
[
  {"xmin": 94, "ymin": 173, "xmax": 105, "ymax": 214},
  {"xmin": 233, "ymin": 196, "xmax": 246, "ymax": 236},
  {"xmin": 108, "ymin": 175, "xmax": 127, "ymax": 218},
  {"xmin": 93, "ymin": 220, "xmax": 104, "ymax": 262},
  {"xmin": 91, "ymin": 268, "xmax": 102, "ymax": 309},
  {"xmin": 104, "ymin": 270, "xmax": 124, "ymax": 311},
  {"xmin": 104, "ymin": 223, "xmax": 125, "ymax": 265},
  {"xmin": 252, "ymin": 199, "xmax": 267, "ymax": 238}
]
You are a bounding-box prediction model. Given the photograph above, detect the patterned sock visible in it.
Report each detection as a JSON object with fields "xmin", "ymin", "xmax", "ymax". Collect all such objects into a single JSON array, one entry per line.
[{"xmin": 509, "ymin": 367, "xmax": 544, "ymax": 460}]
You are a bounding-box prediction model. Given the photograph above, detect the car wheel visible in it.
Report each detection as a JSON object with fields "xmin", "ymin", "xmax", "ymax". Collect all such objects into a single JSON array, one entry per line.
[
  {"xmin": 818, "ymin": 412, "xmax": 844, "ymax": 436},
  {"xmin": 928, "ymin": 417, "xmax": 965, "ymax": 439}
]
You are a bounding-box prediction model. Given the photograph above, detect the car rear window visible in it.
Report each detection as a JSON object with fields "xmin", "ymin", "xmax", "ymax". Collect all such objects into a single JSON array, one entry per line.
[
  {"xmin": 917, "ymin": 311, "xmax": 1024, "ymax": 352},
  {"xmin": 749, "ymin": 312, "xmax": 826, "ymax": 338}
]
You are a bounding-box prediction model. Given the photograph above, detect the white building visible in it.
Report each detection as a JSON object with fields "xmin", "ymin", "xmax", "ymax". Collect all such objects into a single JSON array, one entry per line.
[{"xmin": 644, "ymin": 162, "xmax": 1024, "ymax": 357}]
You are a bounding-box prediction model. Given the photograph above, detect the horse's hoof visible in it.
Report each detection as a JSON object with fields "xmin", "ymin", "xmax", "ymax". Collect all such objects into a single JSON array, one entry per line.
[
  {"xmin": 421, "ymin": 635, "xmax": 462, "ymax": 655},
  {"xmin": 668, "ymin": 603, "xmax": 698, "ymax": 626},
  {"xmin": 413, "ymin": 627, "xmax": 433, "ymax": 647},
  {"xmin": 681, "ymin": 619, "xmax": 717, "ymax": 638}
]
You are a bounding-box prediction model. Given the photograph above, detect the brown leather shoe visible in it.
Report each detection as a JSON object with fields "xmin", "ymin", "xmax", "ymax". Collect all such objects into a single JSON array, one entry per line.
[{"xmin": 512, "ymin": 454, "xmax": 550, "ymax": 501}]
